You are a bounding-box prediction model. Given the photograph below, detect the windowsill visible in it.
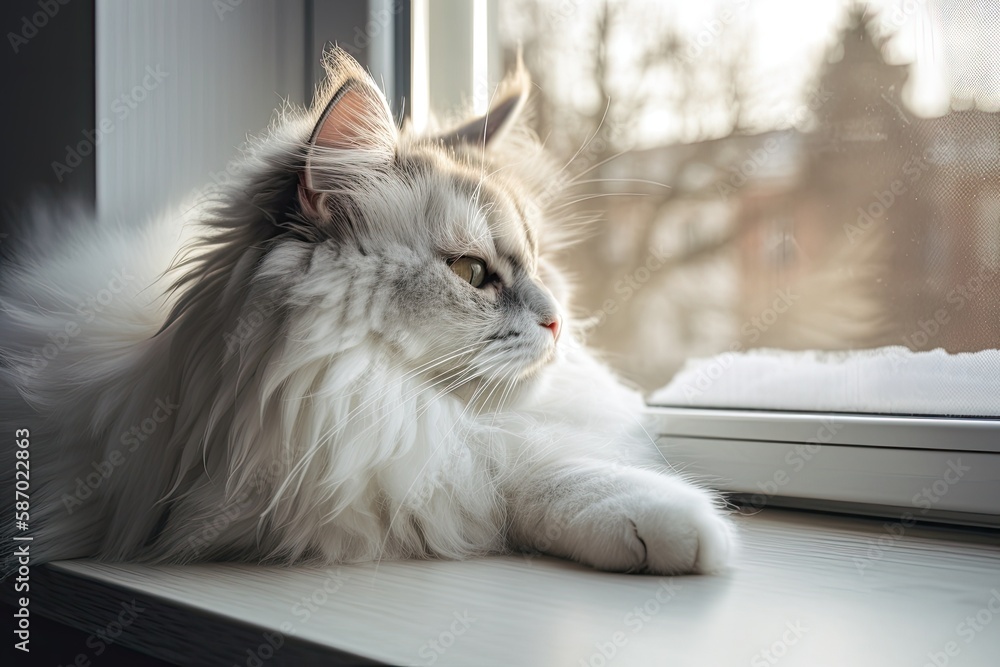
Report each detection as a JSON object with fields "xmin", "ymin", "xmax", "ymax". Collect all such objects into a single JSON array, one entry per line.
[{"xmin": 13, "ymin": 509, "xmax": 1000, "ymax": 666}]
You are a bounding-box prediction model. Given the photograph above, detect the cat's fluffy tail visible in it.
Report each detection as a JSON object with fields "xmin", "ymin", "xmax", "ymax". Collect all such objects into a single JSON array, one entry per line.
[{"xmin": 0, "ymin": 201, "xmax": 195, "ymax": 575}]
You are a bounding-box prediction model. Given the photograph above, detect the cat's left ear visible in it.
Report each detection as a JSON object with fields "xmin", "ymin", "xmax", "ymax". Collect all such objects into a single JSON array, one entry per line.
[
  {"xmin": 437, "ymin": 62, "xmax": 530, "ymax": 149},
  {"xmin": 299, "ymin": 49, "xmax": 397, "ymax": 219}
]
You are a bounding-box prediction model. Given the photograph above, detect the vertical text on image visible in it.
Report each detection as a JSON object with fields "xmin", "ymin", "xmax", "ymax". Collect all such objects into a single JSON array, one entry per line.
[{"xmin": 12, "ymin": 428, "xmax": 33, "ymax": 653}]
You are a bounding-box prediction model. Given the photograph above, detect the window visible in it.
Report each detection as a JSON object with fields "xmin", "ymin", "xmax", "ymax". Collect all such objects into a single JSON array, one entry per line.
[{"xmin": 485, "ymin": 0, "xmax": 1000, "ymax": 523}]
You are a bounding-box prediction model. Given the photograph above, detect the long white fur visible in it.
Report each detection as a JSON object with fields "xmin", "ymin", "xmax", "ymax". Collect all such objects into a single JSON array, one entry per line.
[{"xmin": 0, "ymin": 49, "xmax": 734, "ymax": 576}]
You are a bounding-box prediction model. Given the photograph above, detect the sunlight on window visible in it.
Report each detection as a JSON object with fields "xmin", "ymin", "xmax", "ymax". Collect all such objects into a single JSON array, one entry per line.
[
  {"xmin": 410, "ymin": 0, "xmax": 430, "ymax": 132},
  {"xmin": 473, "ymin": 0, "xmax": 490, "ymax": 114}
]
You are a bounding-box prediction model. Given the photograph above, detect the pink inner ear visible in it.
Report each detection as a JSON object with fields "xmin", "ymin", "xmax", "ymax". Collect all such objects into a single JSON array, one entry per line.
[
  {"xmin": 301, "ymin": 78, "xmax": 395, "ymax": 204},
  {"xmin": 313, "ymin": 85, "xmax": 377, "ymax": 150}
]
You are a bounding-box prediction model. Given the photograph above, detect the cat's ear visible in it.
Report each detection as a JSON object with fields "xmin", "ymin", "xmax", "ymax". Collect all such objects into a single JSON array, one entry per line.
[
  {"xmin": 437, "ymin": 61, "xmax": 530, "ymax": 149},
  {"xmin": 299, "ymin": 49, "xmax": 396, "ymax": 219}
]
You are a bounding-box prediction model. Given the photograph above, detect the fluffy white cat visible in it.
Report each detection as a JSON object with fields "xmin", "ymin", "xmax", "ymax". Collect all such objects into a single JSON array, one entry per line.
[{"xmin": 1, "ymin": 50, "xmax": 734, "ymax": 576}]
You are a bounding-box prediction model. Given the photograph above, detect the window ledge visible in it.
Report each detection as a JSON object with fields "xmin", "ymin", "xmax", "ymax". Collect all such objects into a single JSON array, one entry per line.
[{"xmin": 12, "ymin": 509, "xmax": 1000, "ymax": 666}]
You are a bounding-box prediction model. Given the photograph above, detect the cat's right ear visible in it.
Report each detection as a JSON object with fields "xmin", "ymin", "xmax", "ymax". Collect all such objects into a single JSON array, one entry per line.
[
  {"xmin": 436, "ymin": 52, "xmax": 531, "ymax": 149},
  {"xmin": 299, "ymin": 51, "xmax": 397, "ymax": 220}
]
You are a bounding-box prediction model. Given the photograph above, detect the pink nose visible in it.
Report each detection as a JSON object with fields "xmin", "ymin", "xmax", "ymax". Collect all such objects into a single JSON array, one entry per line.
[{"xmin": 541, "ymin": 316, "xmax": 561, "ymax": 342}]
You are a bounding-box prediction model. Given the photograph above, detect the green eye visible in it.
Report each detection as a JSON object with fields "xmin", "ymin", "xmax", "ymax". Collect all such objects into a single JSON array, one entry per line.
[{"xmin": 450, "ymin": 257, "xmax": 489, "ymax": 288}]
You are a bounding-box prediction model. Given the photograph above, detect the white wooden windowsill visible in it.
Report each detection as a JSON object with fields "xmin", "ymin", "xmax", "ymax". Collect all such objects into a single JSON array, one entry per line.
[{"xmin": 20, "ymin": 509, "xmax": 1000, "ymax": 666}]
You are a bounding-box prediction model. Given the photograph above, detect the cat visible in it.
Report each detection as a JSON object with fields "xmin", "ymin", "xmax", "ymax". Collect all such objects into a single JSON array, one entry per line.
[{"xmin": 1, "ymin": 49, "xmax": 734, "ymax": 576}]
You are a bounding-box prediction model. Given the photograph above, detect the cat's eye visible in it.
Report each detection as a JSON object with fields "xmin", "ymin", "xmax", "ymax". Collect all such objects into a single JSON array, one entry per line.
[{"xmin": 449, "ymin": 257, "xmax": 489, "ymax": 288}]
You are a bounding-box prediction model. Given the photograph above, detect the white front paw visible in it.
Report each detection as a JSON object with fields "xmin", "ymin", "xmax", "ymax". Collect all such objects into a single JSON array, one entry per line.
[
  {"xmin": 629, "ymin": 491, "xmax": 737, "ymax": 574},
  {"xmin": 566, "ymin": 475, "xmax": 737, "ymax": 575}
]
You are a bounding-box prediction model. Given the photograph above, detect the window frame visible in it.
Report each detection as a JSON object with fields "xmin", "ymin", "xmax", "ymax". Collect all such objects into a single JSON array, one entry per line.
[{"xmin": 649, "ymin": 406, "xmax": 1000, "ymax": 526}]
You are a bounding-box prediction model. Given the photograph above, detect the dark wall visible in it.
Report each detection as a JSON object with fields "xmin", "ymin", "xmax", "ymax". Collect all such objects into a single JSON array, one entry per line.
[{"xmin": 0, "ymin": 0, "xmax": 96, "ymax": 236}]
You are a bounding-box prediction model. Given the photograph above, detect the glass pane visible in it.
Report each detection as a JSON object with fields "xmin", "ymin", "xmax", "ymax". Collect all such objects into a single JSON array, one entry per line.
[{"xmin": 498, "ymin": 0, "xmax": 1000, "ymax": 416}]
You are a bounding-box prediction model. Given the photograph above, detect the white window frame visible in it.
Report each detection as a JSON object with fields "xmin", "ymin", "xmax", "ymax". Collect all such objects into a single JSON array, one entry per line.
[
  {"xmin": 648, "ymin": 406, "xmax": 1000, "ymax": 527},
  {"xmin": 409, "ymin": 0, "xmax": 500, "ymax": 132}
]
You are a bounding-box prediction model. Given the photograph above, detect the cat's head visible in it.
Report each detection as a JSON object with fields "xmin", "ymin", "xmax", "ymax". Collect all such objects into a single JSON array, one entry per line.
[{"xmin": 199, "ymin": 49, "xmax": 572, "ymax": 400}]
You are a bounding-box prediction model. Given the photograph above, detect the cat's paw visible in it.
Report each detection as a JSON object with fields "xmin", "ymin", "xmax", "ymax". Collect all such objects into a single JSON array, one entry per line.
[
  {"xmin": 626, "ymin": 488, "xmax": 737, "ymax": 575},
  {"xmin": 568, "ymin": 474, "xmax": 737, "ymax": 575}
]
